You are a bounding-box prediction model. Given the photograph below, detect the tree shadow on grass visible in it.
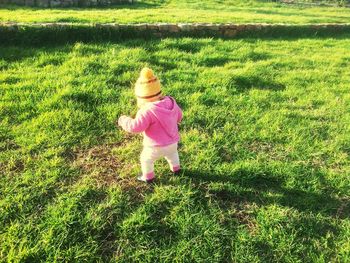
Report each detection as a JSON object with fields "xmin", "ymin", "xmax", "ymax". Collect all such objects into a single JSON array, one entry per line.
[
  {"xmin": 0, "ymin": 46, "xmax": 41, "ymax": 63},
  {"xmin": 174, "ymin": 166, "xmax": 346, "ymax": 260},
  {"xmin": 181, "ymin": 167, "xmax": 349, "ymax": 220},
  {"xmin": 42, "ymin": 162, "xmax": 346, "ymax": 262},
  {"xmin": 228, "ymin": 74, "xmax": 286, "ymax": 92},
  {"xmin": 10, "ymin": 141, "xmax": 346, "ymax": 262},
  {"xmin": 0, "ymin": 45, "xmax": 72, "ymax": 65}
]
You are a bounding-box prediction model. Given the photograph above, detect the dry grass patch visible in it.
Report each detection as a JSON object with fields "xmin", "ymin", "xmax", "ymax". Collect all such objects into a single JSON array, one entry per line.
[{"xmin": 72, "ymin": 136, "xmax": 154, "ymax": 195}]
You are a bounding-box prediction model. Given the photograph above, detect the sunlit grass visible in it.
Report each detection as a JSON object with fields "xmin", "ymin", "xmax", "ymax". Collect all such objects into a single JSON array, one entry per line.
[{"xmin": 1, "ymin": 37, "xmax": 350, "ymax": 261}]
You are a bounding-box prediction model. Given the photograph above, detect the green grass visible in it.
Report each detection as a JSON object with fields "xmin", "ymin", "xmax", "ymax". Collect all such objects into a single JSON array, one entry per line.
[
  {"xmin": 1, "ymin": 37, "xmax": 350, "ymax": 262},
  {"xmin": 1, "ymin": 0, "xmax": 350, "ymax": 24}
]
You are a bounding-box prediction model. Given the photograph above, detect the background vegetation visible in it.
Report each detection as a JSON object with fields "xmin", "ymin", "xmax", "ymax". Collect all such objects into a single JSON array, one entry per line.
[{"xmin": 1, "ymin": 0, "xmax": 350, "ymax": 24}]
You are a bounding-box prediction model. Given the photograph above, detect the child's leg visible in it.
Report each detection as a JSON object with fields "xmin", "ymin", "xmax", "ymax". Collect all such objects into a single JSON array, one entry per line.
[
  {"xmin": 163, "ymin": 143, "xmax": 180, "ymax": 172},
  {"xmin": 140, "ymin": 146, "xmax": 160, "ymax": 180}
]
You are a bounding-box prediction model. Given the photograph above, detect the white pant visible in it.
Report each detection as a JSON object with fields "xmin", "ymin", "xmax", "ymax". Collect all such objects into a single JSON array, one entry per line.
[{"xmin": 140, "ymin": 143, "xmax": 180, "ymax": 178}]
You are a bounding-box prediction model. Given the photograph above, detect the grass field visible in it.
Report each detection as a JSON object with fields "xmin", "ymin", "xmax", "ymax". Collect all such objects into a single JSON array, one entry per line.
[
  {"xmin": 1, "ymin": 0, "xmax": 350, "ymax": 24},
  {"xmin": 1, "ymin": 36, "xmax": 350, "ymax": 262}
]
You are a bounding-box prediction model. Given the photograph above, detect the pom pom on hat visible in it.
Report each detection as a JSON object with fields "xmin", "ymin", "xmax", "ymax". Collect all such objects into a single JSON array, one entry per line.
[
  {"xmin": 140, "ymin": 67, "xmax": 155, "ymax": 80},
  {"xmin": 135, "ymin": 67, "xmax": 161, "ymax": 100}
]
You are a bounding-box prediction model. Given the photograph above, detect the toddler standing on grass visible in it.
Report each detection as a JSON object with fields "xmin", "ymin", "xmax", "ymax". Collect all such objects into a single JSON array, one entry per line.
[{"xmin": 117, "ymin": 67, "xmax": 183, "ymax": 183}]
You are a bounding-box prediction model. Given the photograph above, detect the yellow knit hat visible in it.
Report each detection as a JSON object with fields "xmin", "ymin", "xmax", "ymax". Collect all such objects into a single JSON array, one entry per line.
[{"xmin": 134, "ymin": 67, "xmax": 161, "ymax": 101}]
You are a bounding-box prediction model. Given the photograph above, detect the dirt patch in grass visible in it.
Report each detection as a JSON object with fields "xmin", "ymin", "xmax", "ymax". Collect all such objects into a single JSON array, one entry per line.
[
  {"xmin": 246, "ymin": 141, "xmax": 285, "ymax": 159},
  {"xmin": 9, "ymin": 159, "xmax": 24, "ymax": 172},
  {"xmin": 72, "ymin": 136, "xmax": 153, "ymax": 194},
  {"xmin": 198, "ymin": 183, "xmax": 258, "ymax": 234},
  {"xmin": 234, "ymin": 202, "xmax": 258, "ymax": 234},
  {"xmin": 74, "ymin": 142, "xmax": 123, "ymax": 183},
  {"xmin": 336, "ymin": 197, "xmax": 350, "ymax": 219},
  {"xmin": 0, "ymin": 158, "xmax": 25, "ymax": 177},
  {"xmin": 0, "ymin": 139, "xmax": 24, "ymax": 175},
  {"xmin": 0, "ymin": 139, "xmax": 20, "ymax": 152}
]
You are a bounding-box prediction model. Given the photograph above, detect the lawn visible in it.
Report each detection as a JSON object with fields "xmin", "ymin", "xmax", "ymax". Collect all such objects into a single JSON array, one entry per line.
[
  {"xmin": 1, "ymin": 36, "xmax": 349, "ymax": 262},
  {"xmin": 1, "ymin": 0, "xmax": 350, "ymax": 24}
]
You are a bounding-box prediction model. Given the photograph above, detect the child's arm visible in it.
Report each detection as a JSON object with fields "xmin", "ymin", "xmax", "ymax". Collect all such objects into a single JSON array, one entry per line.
[{"xmin": 118, "ymin": 110, "xmax": 152, "ymax": 133}]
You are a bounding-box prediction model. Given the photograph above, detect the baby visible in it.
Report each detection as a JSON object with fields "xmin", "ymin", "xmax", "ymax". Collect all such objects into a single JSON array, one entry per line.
[{"xmin": 117, "ymin": 67, "xmax": 183, "ymax": 182}]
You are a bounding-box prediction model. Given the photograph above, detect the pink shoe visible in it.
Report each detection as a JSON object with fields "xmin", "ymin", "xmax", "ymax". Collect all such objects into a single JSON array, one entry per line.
[{"xmin": 172, "ymin": 166, "xmax": 181, "ymax": 175}]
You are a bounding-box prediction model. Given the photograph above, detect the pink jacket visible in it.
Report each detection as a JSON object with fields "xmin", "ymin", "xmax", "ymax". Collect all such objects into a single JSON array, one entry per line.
[{"xmin": 118, "ymin": 96, "xmax": 183, "ymax": 147}]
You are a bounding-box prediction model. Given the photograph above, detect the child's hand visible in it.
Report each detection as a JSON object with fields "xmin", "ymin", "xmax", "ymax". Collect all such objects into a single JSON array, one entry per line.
[{"xmin": 117, "ymin": 115, "xmax": 128, "ymax": 127}]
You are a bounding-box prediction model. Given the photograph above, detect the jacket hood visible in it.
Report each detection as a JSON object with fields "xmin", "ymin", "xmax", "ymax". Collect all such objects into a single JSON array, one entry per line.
[{"xmin": 148, "ymin": 96, "xmax": 179, "ymax": 138}]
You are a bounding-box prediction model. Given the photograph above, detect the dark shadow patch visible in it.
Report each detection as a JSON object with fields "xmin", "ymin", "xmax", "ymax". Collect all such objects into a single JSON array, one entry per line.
[
  {"xmin": 56, "ymin": 17, "xmax": 91, "ymax": 23},
  {"xmin": 145, "ymin": 58, "xmax": 178, "ymax": 71},
  {"xmin": 36, "ymin": 57, "xmax": 65, "ymax": 67},
  {"xmin": 109, "ymin": 62, "xmax": 137, "ymax": 76},
  {"xmin": 163, "ymin": 70, "xmax": 198, "ymax": 85},
  {"xmin": 2, "ymin": 76, "xmax": 21, "ymax": 84},
  {"xmin": 199, "ymin": 96, "xmax": 221, "ymax": 107},
  {"xmin": 228, "ymin": 74, "xmax": 286, "ymax": 91},
  {"xmin": 106, "ymin": 62, "xmax": 138, "ymax": 87},
  {"xmin": 83, "ymin": 60, "xmax": 105, "ymax": 74},
  {"xmin": 62, "ymin": 91, "xmax": 99, "ymax": 109},
  {"xmin": 0, "ymin": 59, "xmax": 9, "ymax": 70},
  {"xmin": 244, "ymin": 51, "xmax": 271, "ymax": 62},
  {"xmin": 163, "ymin": 41, "xmax": 207, "ymax": 54},
  {"xmin": 285, "ymin": 112, "xmax": 331, "ymax": 122},
  {"xmin": 72, "ymin": 44, "xmax": 104, "ymax": 56},
  {"xmin": 196, "ymin": 56, "xmax": 231, "ymax": 67},
  {"xmin": 0, "ymin": 46, "xmax": 72, "ymax": 67},
  {"xmin": 198, "ymin": 93, "xmax": 225, "ymax": 107},
  {"xmin": 173, "ymin": 43, "xmax": 202, "ymax": 53},
  {"xmin": 0, "ymin": 47, "xmax": 40, "ymax": 63}
]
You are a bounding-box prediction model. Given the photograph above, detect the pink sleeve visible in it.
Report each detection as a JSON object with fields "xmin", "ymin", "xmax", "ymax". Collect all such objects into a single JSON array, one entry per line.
[{"xmin": 119, "ymin": 110, "xmax": 152, "ymax": 133}]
